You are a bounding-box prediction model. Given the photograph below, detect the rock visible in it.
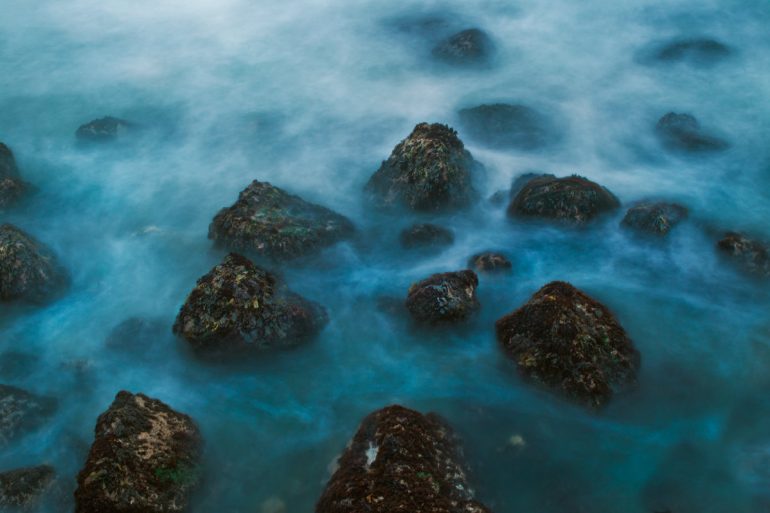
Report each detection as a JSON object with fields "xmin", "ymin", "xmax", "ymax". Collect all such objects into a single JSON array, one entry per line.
[
  {"xmin": 468, "ymin": 252, "xmax": 512, "ymax": 273},
  {"xmin": 399, "ymin": 223, "xmax": 454, "ymax": 249},
  {"xmin": 0, "ymin": 384, "xmax": 56, "ymax": 447},
  {"xmin": 0, "ymin": 465, "xmax": 55, "ymax": 509},
  {"xmin": 365, "ymin": 123, "xmax": 480, "ymax": 211},
  {"xmin": 621, "ymin": 202, "xmax": 688, "ymax": 236},
  {"xmin": 495, "ymin": 281, "xmax": 640, "ymax": 408},
  {"xmin": 510, "ymin": 172, "xmax": 553, "ymax": 198},
  {"xmin": 458, "ymin": 104, "xmax": 555, "ymax": 150},
  {"xmin": 507, "ymin": 175, "xmax": 620, "ymax": 224},
  {"xmin": 316, "ymin": 405, "xmax": 491, "ymax": 513},
  {"xmin": 432, "ymin": 28, "xmax": 494, "ymax": 66},
  {"xmin": 209, "ymin": 180, "xmax": 354, "ymax": 261},
  {"xmin": 655, "ymin": 112, "xmax": 728, "ymax": 152},
  {"xmin": 717, "ymin": 232, "xmax": 770, "ymax": 278},
  {"xmin": 405, "ymin": 270, "xmax": 479, "ymax": 324},
  {"xmin": 0, "ymin": 224, "xmax": 68, "ymax": 302},
  {"xmin": 655, "ymin": 38, "xmax": 730, "ymax": 64},
  {"xmin": 0, "ymin": 143, "xmax": 26, "ymax": 208},
  {"xmin": 105, "ymin": 317, "xmax": 165, "ymax": 352},
  {"xmin": 75, "ymin": 116, "xmax": 133, "ymax": 143},
  {"xmin": 173, "ymin": 253, "xmax": 328, "ymax": 352},
  {"xmin": 74, "ymin": 391, "xmax": 202, "ymax": 513}
]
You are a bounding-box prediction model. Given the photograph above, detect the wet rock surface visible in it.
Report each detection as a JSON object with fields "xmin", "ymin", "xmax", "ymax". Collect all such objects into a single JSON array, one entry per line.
[
  {"xmin": 0, "ymin": 465, "xmax": 55, "ymax": 509},
  {"xmin": 495, "ymin": 281, "xmax": 640, "ymax": 408},
  {"xmin": 399, "ymin": 223, "xmax": 454, "ymax": 249},
  {"xmin": 0, "ymin": 384, "xmax": 56, "ymax": 447},
  {"xmin": 406, "ymin": 270, "xmax": 479, "ymax": 324},
  {"xmin": 432, "ymin": 28, "xmax": 494, "ymax": 66},
  {"xmin": 74, "ymin": 391, "xmax": 202, "ymax": 513},
  {"xmin": 458, "ymin": 103, "xmax": 555, "ymax": 150},
  {"xmin": 365, "ymin": 123, "xmax": 480, "ymax": 212},
  {"xmin": 173, "ymin": 253, "xmax": 328, "ymax": 352},
  {"xmin": 468, "ymin": 252, "xmax": 512, "ymax": 273},
  {"xmin": 717, "ymin": 232, "xmax": 770, "ymax": 278},
  {"xmin": 0, "ymin": 224, "xmax": 67, "ymax": 302},
  {"xmin": 75, "ymin": 116, "xmax": 133, "ymax": 142},
  {"xmin": 209, "ymin": 180, "xmax": 354, "ymax": 261},
  {"xmin": 316, "ymin": 404, "xmax": 491, "ymax": 513},
  {"xmin": 655, "ymin": 112, "xmax": 728, "ymax": 153},
  {"xmin": 0, "ymin": 143, "xmax": 26, "ymax": 208},
  {"xmin": 621, "ymin": 202, "xmax": 688, "ymax": 236}
]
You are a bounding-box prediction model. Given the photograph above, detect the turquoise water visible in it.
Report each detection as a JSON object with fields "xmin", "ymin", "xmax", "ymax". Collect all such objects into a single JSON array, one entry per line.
[{"xmin": 1, "ymin": 0, "xmax": 770, "ymax": 511}]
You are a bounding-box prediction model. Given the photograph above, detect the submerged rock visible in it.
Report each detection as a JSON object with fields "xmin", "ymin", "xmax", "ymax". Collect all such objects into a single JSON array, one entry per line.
[
  {"xmin": 458, "ymin": 103, "xmax": 555, "ymax": 150},
  {"xmin": 717, "ymin": 232, "xmax": 770, "ymax": 278},
  {"xmin": 495, "ymin": 281, "xmax": 639, "ymax": 408},
  {"xmin": 0, "ymin": 143, "xmax": 26, "ymax": 208},
  {"xmin": 0, "ymin": 465, "xmax": 55, "ymax": 509},
  {"xmin": 0, "ymin": 224, "xmax": 68, "ymax": 302},
  {"xmin": 0, "ymin": 384, "xmax": 56, "ymax": 447},
  {"xmin": 655, "ymin": 112, "xmax": 728, "ymax": 152},
  {"xmin": 507, "ymin": 175, "xmax": 620, "ymax": 224},
  {"xmin": 105, "ymin": 317, "xmax": 165, "ymax": 353},
  {"xmin": 365, "ymin": 123, "xmax": 480, "ymax": 211},
  {"xmin": 468, "ymin": 252, "xmax": 512, "ymax": 273},
  {"xmin": 74, "ymin": 391, "xmax": 202, "ymax": 513},
  {"xmin": 432, "ymin": 28, "xmax": 494, "ymax": 66},
  {"xmin": 173, "ymin": 253, "xmax": 328, "ymax": 352},
  {"xmin": 316, "ymin": 405, "xmax": 491, "ymax": 513},
  {"xmin": 399, "ymin": 223, "xmax": 454, "ymax": 249},
  {"xmin": 406, "ymin": 270, "xmax": 479, "ymax": 324},
  {"xmin": 655, "ymin": 38, "xmax": 731, "ymax": 64},
  {"xmin": 75, "ymin": 116, "xmax": 133, "ymax": 143},
  {"xmin": 621, "ymin": 202, "xmax": 688, "ymax": 236},
  {"xmin": 209, "ymin": 180, "xmax": 354, "ymax": 261}
]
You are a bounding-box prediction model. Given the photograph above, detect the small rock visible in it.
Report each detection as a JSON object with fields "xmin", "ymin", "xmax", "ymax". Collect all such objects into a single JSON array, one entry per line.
[
  {"xmin": 621, "ymin": 202, "xmax": 688, "ymax": 236},
  {"xmin": 468, "ymin": 251, "xmax": 512, "ymax": 273},
  {"xmin": 0, "ymin": 384, "xmax": 56, "ymax": 447},
  {"xmin": 0, "ymin": 465, "xmax": 55, "ymax": 508},
  {"xmin": 75, "ymin": 116, "xmax": 133, "ymax": 143},
  {"xmin": 717, "ymin": 232, "xmax": 770, "ymax": 278},
  {"xmin": 656, "ymin": 38, "xmax": 731, "ymax": 64},
  {"xmin": 432, "ymin": 28, "xmax": 494, "ymax": 66},
  {"xmin": 399, "ymin": 223, "xmax": 454, "ymax": 249},
  {"xmin": 105, "ymin": 317, "xmax": 165, "ymax": 353},
  {"xmin": 0, "ymin": 224, "xmax": 68, "ymax": 302},
  {"xmin": 655, "ymin": 112, "xmax": 728, "ymax": 152},
  {"xmin": 0, "ymin": 143, "xmax": 26, "ymax": 208},
  {"xmin": 406, "ymin": 270, "xmax": 479, "ymax": 324},
  {"xmin": 458, "ymin": 103, "xmax": 555, "ymax": 150}
]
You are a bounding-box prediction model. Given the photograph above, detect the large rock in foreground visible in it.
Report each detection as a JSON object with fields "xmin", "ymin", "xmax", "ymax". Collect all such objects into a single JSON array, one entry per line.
[
  {"xmin": 406, "ymin": 270, "xmax": 479, "ymax": 324},
  {"xmin": 432, "ymin": 28, "xmax": 494, "ymax": 66},
  {"xmin": 507, "ymin": 175, "xmax": 620, "ymax": 224},
  {"xmin": 0, "ymin": 143, "xmax": 26, "ymax": 208},
  {"xmin": 365, "ymin": 123, "xmax": 480, "ymax": 212},
  {"xmin": 0, "ymin": 224, "xmax": 67, "ymax": 302},
  {"xmin": 0, "ymin": 465, "xmax": 55, "ymax": 509},
  {"xmin": 316, "ymin": 405, "xmax": 490, "ymax": 513},
  {"xmin": 0, "ymin": 384, "xmax": 56, "ymax": 447},
  {"xmin": 717, "ymin": 232, "xmax": 770, "ymax": 278},
  {"xmin": 621, "ymin": 201, "xmax": 688, "ymax": 236},
  {"xmin": 74, "ymin": 391, "xmax": 202, "ymax": 513},
  {"xmin": 496, "ymin": 281, "xmax": 639, "ymax": 408},
  {"xmin": 209, "ymin": 180, "xmax": 354, "ymax": 261},
  {"xmin": 173, "ymin": 253, "xmax": 328, "ymax": 352},
  {"xmin": 655, "ymin": 112, "xmax": 728, "ymax": 152}
]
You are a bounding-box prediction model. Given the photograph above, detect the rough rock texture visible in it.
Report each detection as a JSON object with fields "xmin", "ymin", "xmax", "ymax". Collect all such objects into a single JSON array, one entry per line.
[
  {"xmin": 621, "ymin": 202, "xmax": 688, "ymax": 236},
  {"xmin": 365, "ymin": 123, "xmax": 480, "ymax": 212},
  {"xmin": 467, "ymin": 252, "xmax": 512, "ymax": 273},
  {"xmin": 495, "ymin": 281, "xmax": 639, "ymax": 408},
  {"xmin": 0, "ymin": 224, "xmax": 67, "ymax": 302},
  {"xmin": 316, "ymin": 405, "xmax": 491, "ymax": 513},
  {"xmin": 0, "ymin": 465, "xmax": 55, "ymax": 509},
  {"xmin": 400, "ymin": 223, "xmax": 454, "ymax": 249},
  {"xmin": 432, "ymin": 28, "xmax": 493, "ymax": 66},
  {"xmin": 656, "ymin": 38, "xmax": 730, "ymax": 64},
  {"xmin": 458, "ymin": 104, "xmax": 554, "ymax": 150},
  {"xmin": 0, "ymin": 143, "xmax": 26, "ymax": 208},
  {"xmin": 717, "ymin": 232, "xmax": 770, "ymax": 278},
  {"xmin": 507, "ymin": 175, "xmax": 620, "ymax": 224},
  {"xmin": 209, "ymin": 180, "xmax": 354, "ymax": 261},
  {"xmin": 173, "ymin": 253, "xmax": 328, "ymax": 352},
  {"xmin": 76, "ymin": 116, "xmax": 133, "ymax": 142},
  {"xmin": 405, "ymin": 270, "xmax": 479, "ymax": 324},
  {"xmin": 0, "ymin": 385, "xmax": 56, "ymax": 447},
  {"xmin": 74, "ymin": 391, "xmax": 202, "ymax": 513},
  {"xmin": 655, "ymin": 112, "xmax": 728, "ymax": 152}
]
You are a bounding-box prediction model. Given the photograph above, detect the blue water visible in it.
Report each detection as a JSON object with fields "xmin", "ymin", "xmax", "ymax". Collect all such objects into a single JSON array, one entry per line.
[{"xmin": 1, "ymin": 0, "xmax": 770, "ymax": 511}]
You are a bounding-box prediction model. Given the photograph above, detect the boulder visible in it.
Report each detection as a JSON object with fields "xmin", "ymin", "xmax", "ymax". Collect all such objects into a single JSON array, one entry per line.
[
  {"xmin": 0, "ymin": 143, "xmax": 26, "ymax": 208},
  {"xmin": 74, "ymin": 391, "xmax": 202, "ymax": 513},
  {"xmin": 172, "ymin": 253, "xmax": 328, "ymax": 352},
  {"xmin": 655, "ymin": 112, "xmax": 728, "ymax": 152},
  {"xmin": 0, "ymin": 224, "xmax": 68, "ymax": 302},
  {"xmin": 432, "ymin": 28, "xmax": 494, "ymax": 66},
  {"xmin": 621, "ymin": 202, "xmax": 688, "ymax": 236},
  {"xmin": 209, "ymin": 180, "xmax": 354, "ymax": 261},
  {"xmin": 458, "ymin": 104, "xmax": 554, "ymax": 150},
  {"xmin": 399, "ymin": 223, "xmax": 454, "ymax": 249},
  {"xmin": 0, "ymin": 465, "xmax": 55, "ymax": 509},
  {"xmin": 316, "ymin": 405, "xmax": 491, "ymax": 513},
  {"xmin": 405, "ymin": 270, "xmax": 479, "ymax": 323},
  {"xmin": 495, "ymin": 281, "xmax": 639, "ymax": 408},
  {"xmin": 75, "ymin": 116, "xmax": 133, "ymax": 143},
  {"xmin": 717, "ymin": 232, "xmax": 770, "ymax": 278},
  {"xmin": 655, "ymin": 38, "xmax": 731, "ymax": 64},
  {"xmin": 507, "ymin": 175, "xmax": 620, "ymax": 224},
  {"xmin": 0, "ymin": 384, "xmax": 56, "ymax": 447},
  {"xmin": 468, "ymin": 252, "xmax": 512, "ymax": 273},
  {"xmin": 365, "ymin": 123, "xmax": 480, "ymax": 212}
]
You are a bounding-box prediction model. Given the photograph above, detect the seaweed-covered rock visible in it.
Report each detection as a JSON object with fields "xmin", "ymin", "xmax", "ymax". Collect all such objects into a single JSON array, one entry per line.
[
  {"xmin": 316, "ymin": 405, "xmax": 491, "ymax": 513},
  {"xmin": 0, "ymin": 384, "xmax": 56, "ymax": 447},
  {"xmin": 406, "ymin": 270, "xmax": 479, "ymax": 324},
  {"xmin": 0, "ymin": 224, "xmax": 67, "ymax": 302},
  {"xmin": 621, "ymin": 202, "xmax": 688, "ymax": 236},
  {"xmin": 400, "ymin": 223, "xmax": 454, "ymax": 249},
  {"xmin": 495, "ymin": 281, "xmax": 639, "ymax": 408},
  {"xmin": 507, "ymin": 175, "xmax": 620, "ymax": 224},
  {"xmin": 655, "ymin": 38, "xmax": 731, "ymax": 64},
  {"xmin": 458, "ymin": 104, "xmax": 555, "ymax": 150},
  {"xmin": 173, "ymin": 253, "xmax": 328, "ymax": 352},
  {"xmin": 75, "ymin": 116, "xmax": 133, "ymax": 142},
  {"xmin": 74, "ymin": 391, "xmax": 202, "ymax": 513},
  {"xmin": 432, "ymin": 28, "xmax": 493, "ymax": 66},
  {"xmin": 655, "ymin": 112, "xmax": 728, "ymax": 152},
  {"xmin": 0, "ymin": 465, "xmax": 55, "ymax": 509},
  {"xmin": 209, "ymin": 180, "xmax": 354, "ymax": 261},
  {"xmin": 0, "ymin": 143, "xmax": 26, "ymax": 208},
  {"xmin": 717, "ymin": 232, "xmax": 770, "ymax": 278},
  {"xmin": 468, "ymin": 252, "xmax": 512, "ymax": 273},
  {"xmin": 366, "ymin": 123, "xmax": 480, "ymax": 212}
]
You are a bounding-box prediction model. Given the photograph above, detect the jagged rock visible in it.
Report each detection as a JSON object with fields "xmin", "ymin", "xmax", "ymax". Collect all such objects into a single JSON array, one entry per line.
[
  {"xmin": 468, "ymin": 252, "xmax": 512, "ymax": 273},
  {"xmin": 432, "ymin": 28, "xmax": 494, "ymax": 66},
  {"xmin": 75, "ymin": 116, "xmax": 133, "ymax": 142},
  {"xmin": 406, "ymin": 270, "xmax": 479, "ymax": 323},
  {"xmin": 655, "ymin": 112, "xmax": 728, "ymax": 152},
  {"xmin": 399, "ymin": 223, "xmax": 454, "ymax": 249},
  {"xmin": 717, "ymin": 232, "xmax": 770, "ymax": 278},
  {"xmin": 0, "ymin": 224, "xmax": 68, "ymax": 302},
  {"xmin": 0, "ymin": 143, "xmax": 26, "ymax": 208},
  {"xmin": 365, "ymin": 123, "xmax": 480, "ymax": 212},
  {"xmin": 496, "ymin": 281, "xmax": 639, "ymax": 408},
  {"xmin": 507, "ymin": 175, "xmax": 620, "ymax": 224},
  {"xmin": 74, "ymin": 391, "xmax": 202, "ymax": 513},
  {"xmin": 0, "ymin": 384, "xmax": 56, "ymax": 447},
  {"xmin": 655, "ymin": 38, "xmax": 731, "ymax": 64},
  {"xmin": 0, "ymin": 465, "xmax": 55, "ymax": 509},
  {"xmin": 173, "ymin": 253, "xmax": 328, "ymax": 352},
  {"xmin": 316, "ymin": 405, "xmax": 491, "ymax": 513},
  {"xmin": 621, "ymin": 202, "xmax": 688, "ymax": 236},
  {"xmin": 458, "ymin": 104, "xmax": 555, "ymax": 150},
  {"xmin": 209, "ymin": 180, "xmax": 354, "ymax": 261}
]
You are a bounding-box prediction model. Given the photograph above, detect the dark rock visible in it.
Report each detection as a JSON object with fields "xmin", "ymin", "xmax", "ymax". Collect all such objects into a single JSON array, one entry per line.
[
  {"xmin": 75, "ymin": 116, "xmax": 133, "ymax": 143},
  {"xmin": 405, "ymin": 270, "xmax": 479, "ymax": 324},
  {"xmin": 458, "ymin": 104, "xmax": 555, "ymax": 150},
  {"xmin": 0, "ymin": 465, "xmax": 55, "ymax": 508},
  {"xmin": 209, "ymin": 180, "xmax": 354, "ymax": 261},
  {"xmin": 655, "ymin": 112, "xmax": 728, "ymax": 152},
  {"xmin": 432, "ymin": 28, "xmax": 494, "ymax": 66},
  {"xmin": 172, "ymin": 253, "xmax": 328, "ymax": 352},
  {"xmin": 468, "ymin": 252, "xmax": 512, "ymax": 273},
  {"xmin": 495, "ymin": 281, "xmax": 639, "ymax": 408},
  {"xmin": 0, "ymin": 384, "xmax": 56, "ymax": 447},
  {"xmin": 507, "ymin": 175, "xmax": 620, "ymax": 224},
  {"xmin": 621, "ymin": 202, "xmax": 688, "ymax": 236},
  {"xmin": 0, "ymin": 224, "xmax": 68, "ymax": 302},
  {"xmin": 365, "ymin": 123, "xmax": 480, "ymax": 212},
  {"xmin": 717, "ymin": 232, "xmax": 770, "ymax": 278},
  {"xmin": 510, "ymin": 172, "xmax": 553, "ymax": 198},
  {"xmin": 656, "ymin": 38, "xmax": 731, "ymax": 64},
  {"xmin": 74, "ymin": 391, "xmax": 202, "ymax": 513},
  {"xmin": 0, "ymin": 143, "xmax": 26, "ymax": 208},
  {"xmin": 399, "ymin": 223, "xmax": 454, "ymax": 249},
  {"xmin": 105, "ymin": 317, "xmax": 165, "ymax": 352},
  {"xmin": 316, "ymin": 405, "xmax": 491, "ymax": 513},
  {"xmin": 488, "ymin": 189, "xmax": 508, "ymax": 206}
]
